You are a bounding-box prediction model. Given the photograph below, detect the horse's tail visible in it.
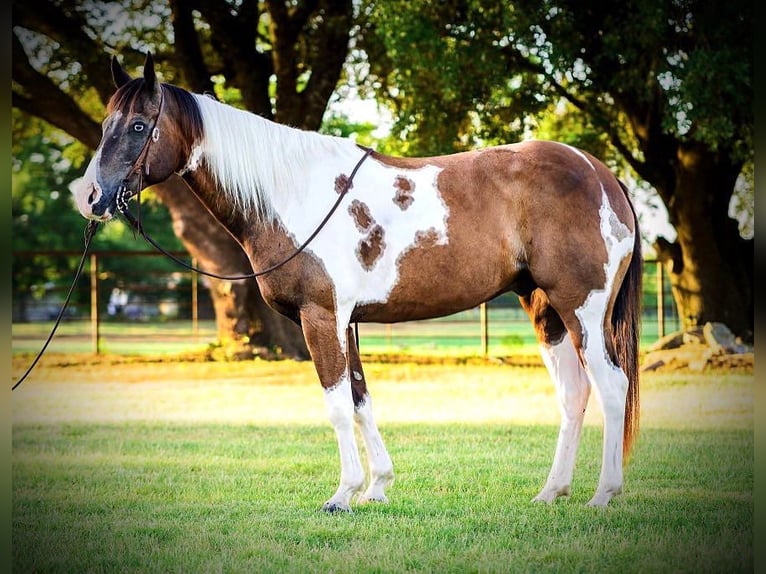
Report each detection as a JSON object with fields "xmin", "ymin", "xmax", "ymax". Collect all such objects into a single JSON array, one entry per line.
[{"xmin": 612, "ymin": 181, "xmax": 642, "ymax": 460}]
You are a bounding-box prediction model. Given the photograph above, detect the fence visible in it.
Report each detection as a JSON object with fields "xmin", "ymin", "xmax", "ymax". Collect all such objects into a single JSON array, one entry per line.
[{"xmin": 12, "ymin": 251, "xmax": 678, "ymax": 357}]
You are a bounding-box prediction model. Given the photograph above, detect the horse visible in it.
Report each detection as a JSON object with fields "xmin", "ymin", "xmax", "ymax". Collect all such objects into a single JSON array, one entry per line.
[{"xmin": 71, "ymin": 52, "xmax": 642, "ymax": 510}]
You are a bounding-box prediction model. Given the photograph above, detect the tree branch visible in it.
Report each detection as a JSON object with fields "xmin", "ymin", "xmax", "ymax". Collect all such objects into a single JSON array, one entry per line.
[
  {"xmin": 194, "ymin": 0, "xmax": 274, "ymax": 117},
  {"xmin": 13, "ymin": 0, "xmax": 116, "ymax": 104},
  {"xmin": 300, "ymin": 1, "xmax": 353, "ymax": 129},
  {"xmin": 169, "ymin": 0, "xmax": 215, "ymax": 93},
  {"xmin": 12, "ymin": 32, "xmax": 101, "ymax": 148}
]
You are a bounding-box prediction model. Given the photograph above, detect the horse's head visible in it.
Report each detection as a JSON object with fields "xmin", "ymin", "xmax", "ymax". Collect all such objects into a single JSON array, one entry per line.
[{"xmin": 73, "ymin": 52, "xmax": 186, "ymax": 221}]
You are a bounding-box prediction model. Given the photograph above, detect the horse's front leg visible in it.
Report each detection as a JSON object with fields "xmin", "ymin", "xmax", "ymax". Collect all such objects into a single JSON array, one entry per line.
[
  {"xmin": 347, "ymin": 326, "xmax": 394, "ymax": 503},
  {"xmin": 300, "ymin": 306, "xmax": 365, "ymax": 512}
]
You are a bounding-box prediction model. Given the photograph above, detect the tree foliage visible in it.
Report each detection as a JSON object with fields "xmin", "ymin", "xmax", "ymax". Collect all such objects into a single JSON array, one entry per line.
[
  {"xmin": 358, "ymin": 0, "xmax": 753, "ymax": 338},
  {"xmin": 360, "ymin": 0, "xmax": 752, "ymax": 164}
]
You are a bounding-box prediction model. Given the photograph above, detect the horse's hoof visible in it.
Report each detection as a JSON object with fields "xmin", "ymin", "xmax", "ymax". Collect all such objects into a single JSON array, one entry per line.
[
  {"xmin": 586, "ymin": 486, "xmax": 621, "ymax": 507},
  {"xmin": 585, "ymin": 494, "xmax": 613, "ymax": 507},
  {"xmin": 532, "ymin": 483, "xmax": 570, "ymax": 504},
  {"xmin": 321, "ymin": 501, "xmax": 352, "ymax": 513},
  {"xmin": 359, "ymin": 494, "xmax": 389, "ymax": 505}
]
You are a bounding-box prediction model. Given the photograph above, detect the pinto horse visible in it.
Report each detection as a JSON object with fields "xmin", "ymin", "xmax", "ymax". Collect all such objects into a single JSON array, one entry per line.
[{"xmin": 72, "ymin": 53, "xmax": 642, "ymax": 510}]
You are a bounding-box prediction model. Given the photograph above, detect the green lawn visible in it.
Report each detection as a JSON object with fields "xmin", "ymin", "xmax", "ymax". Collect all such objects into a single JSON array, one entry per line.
[{"xmin": 11, "ymin": 358, "xmax": 752, "ymax": 573}]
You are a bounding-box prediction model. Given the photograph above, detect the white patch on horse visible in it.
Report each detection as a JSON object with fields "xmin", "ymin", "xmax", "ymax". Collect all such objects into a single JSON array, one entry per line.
[
  {"xmin": 71, "ymin": 148, "xmax": 103, "ymax": 216},
  {"xmin": 179, "ymin": 144, "xmax": 204, "ymax": 174},
  {"xmin": 575, "ymin": 188, "xmax": 633, "ymax": 365},
  {"xmin": 285, "ymin": 159, "xmax": 449, "ymax": 345},
  {"xmin": 574, "ymin": 188, "xmax": 633, "ymax": 506}
]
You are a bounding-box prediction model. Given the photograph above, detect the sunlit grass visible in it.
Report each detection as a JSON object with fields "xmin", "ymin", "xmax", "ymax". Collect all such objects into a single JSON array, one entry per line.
[
  {"xmin": 11, "ymin": 357, "xmax": 753, "ymax": 573},
  {"xmin": 12, "ymin": 356, "xmax": 752, "ymax": 431}
]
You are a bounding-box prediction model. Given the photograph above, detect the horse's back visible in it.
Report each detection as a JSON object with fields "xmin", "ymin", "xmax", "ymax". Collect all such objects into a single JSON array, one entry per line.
[{"xmin": 352, "ymin": 140, "xmax": 636, "ymax": 323}]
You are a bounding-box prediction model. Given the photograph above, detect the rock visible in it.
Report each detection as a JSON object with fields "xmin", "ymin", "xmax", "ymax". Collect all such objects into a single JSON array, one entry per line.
[
  {"xmin": 640, "ymin": 323, "xmax": 753, "ymax": 373},
  {"xmin": 703, "ymin": 322, "xmax": 741, "ymax": 354},
  {"xmin": 647, "ymin": 331, "xmax": 686, "ymax": 352},
  {"xmin": 682, "ymin": 327, "xmax": 705, "ymax": 345}
]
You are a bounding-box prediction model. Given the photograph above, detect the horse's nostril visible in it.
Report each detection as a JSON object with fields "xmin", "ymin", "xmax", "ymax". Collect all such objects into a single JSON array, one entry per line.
[{"xmin": 88, "ymin": 188, "xmax": 97, "ymax": 205}]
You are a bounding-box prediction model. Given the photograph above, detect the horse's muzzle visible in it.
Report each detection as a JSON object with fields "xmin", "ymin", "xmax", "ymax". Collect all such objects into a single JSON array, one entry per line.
[{"xmin": 70, "ymin": 176, "xmax": 112, "ymax": 221}]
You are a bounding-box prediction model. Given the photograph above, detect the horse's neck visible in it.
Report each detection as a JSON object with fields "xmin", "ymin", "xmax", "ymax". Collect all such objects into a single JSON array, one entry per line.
[{"xmin": 179, "ymin": 164, "xmax": 320, "ymax": 274}]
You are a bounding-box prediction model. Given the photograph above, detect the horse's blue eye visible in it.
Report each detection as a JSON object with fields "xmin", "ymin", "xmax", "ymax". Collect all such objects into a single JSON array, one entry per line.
[{"xmin": 133, "ymin": 123, "xmax": 145, "ymax": 132}]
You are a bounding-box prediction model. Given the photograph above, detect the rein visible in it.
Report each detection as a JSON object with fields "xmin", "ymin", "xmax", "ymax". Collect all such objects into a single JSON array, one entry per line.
[
  {"xmin": 118, "ymin": 147, "xmax": 374, "ymax": 281},
  {"xmin": 12, "ymin": 221, "xmax": 100, "ymax": 391}
]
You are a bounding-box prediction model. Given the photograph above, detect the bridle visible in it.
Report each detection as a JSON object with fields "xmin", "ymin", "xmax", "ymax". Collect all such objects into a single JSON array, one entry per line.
[
  {"xmin": 115, "ymin": 85, "xmax": 165, "ymax": 226},
  {"xmin": 115, "ymin": 85, "xmax": 374, "ymax": 281}
]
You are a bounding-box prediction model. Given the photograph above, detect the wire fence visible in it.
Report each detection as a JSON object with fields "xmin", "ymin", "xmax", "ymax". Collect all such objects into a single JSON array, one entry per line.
[{"xmin": 12, "ymin": 251, "xmax": 678, "ymax": 357}]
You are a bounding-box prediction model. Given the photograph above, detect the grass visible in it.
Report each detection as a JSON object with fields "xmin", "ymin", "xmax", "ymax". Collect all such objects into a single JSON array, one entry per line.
[{"xmin": 11, "ymin": 356, "xmax": 753, "ymax": 573}]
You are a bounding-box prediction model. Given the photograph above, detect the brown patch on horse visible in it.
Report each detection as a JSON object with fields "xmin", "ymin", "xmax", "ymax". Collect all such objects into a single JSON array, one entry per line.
[
  {"xmin": 348, "ymin": 199, "xmax": 386, "ymax": 270},
  {"xmin": 519, "ymin": 289, "xmax": 568, "ymax": 347},
  {"xmin": 349, "ymin": 199, "xmax": 373, "ymax": 232},
  {"xmin": 413, "ymin": 228, "xmax": 442, "ymax": 248},
  {"xmin": 335, "ymin": 173, "xmax": 351, "ymax": 195},
  {"xmin": 346, "ymin": 326, "xmax": 368, "ymax": 407},
  {"xmin": 393, "ymin": 175, "xmax": 415, "ymax": 210},
  {"xmin": 357, "ymin": 225, "xmax": 386, "ymax": 271}
]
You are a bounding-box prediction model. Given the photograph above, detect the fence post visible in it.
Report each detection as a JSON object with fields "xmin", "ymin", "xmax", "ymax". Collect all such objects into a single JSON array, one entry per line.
[
  {"xmin": 480, "ymin": 302, "xmax": 489, "ymax": 356},
  {"xmin": 89, "ymin": 253, "xmax": 100, "ymax": 354},
  {"xmin": 656, "ymin": 260, "xmax": 665, "ymax": 339},
  {"xmin": 191, "ymin": 257, "xmax": 199, "ymax": 338}
]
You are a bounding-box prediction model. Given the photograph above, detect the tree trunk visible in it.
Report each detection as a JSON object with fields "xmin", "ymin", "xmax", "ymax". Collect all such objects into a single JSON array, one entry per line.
[
  {"xmin": 152, "ymin": 177, "xmax": 309, "ymax": 360},
  {"xmin": 653, "ymin": 144, "xmax": 753, "ymax": 342}
]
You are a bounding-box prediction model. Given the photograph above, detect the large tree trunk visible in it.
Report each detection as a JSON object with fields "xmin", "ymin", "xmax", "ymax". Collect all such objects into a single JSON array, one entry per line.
[
  {"xmin": 653, "ymin": 144, "xmax": 753, "ymax": 342},
  {"xmin": 152, "ymin": 177, "xmax": 309, "ymax": 360}
]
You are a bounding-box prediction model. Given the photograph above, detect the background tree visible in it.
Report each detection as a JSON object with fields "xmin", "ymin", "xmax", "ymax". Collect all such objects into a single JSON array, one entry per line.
[
  {"xmin": 13, "ymin": 0, "xmax": 355, "ymax": 359},
  {"xmin": 359, "ymin": 0, "xmax": 753, "ymax": 340}
]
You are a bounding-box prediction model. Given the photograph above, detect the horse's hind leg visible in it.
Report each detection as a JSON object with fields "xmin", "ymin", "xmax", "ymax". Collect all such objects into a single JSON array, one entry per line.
[
  {"xmin": 575, "ymin": 297, "xmax": 630, "ymax": 507},
  {"xmin": 521, "ymin": 290, "xmax": 591, "ymax": 503},
  {"xmin": 300, "ymin": 305, "xmax": 365, "ymax": 512},
  {"xmin": 347, "ymin": 326, "xmax": 395, "ymax": 503}
]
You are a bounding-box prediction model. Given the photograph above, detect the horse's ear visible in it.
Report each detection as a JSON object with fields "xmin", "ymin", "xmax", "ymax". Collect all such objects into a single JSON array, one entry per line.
[
  {"xmin": 111, "ymin": 55, "xmax": 132, "ymax": 89},
  {"xmin": 142, "ymin": 52, "xmax": 158, "ymax": 93}
]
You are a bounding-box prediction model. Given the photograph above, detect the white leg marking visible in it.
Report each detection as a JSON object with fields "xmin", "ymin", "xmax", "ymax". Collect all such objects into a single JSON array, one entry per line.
[
  {"xmin": 576, "ymin": 190, "xmax": 634, "ymax": 506},
  {"xmin": 533, "ymin": 336, "xmax": 591, "ymax": 503},
  {"xmin": 323, "ymin": 373, "xmax": 365, "ymax": 512},
  {"xmin": 354, "ymin": 394, "xmax": 395, "ymax": 503}
]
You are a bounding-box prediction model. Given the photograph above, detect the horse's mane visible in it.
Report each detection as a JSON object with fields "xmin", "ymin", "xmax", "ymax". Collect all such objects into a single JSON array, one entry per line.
[
  {"xmin": 109, "ymin": 78, "xmax": 354, "ymax": 221},
  {"xmin": 191, "ymin": 92, "xmax": 355, "ymax": 220}
]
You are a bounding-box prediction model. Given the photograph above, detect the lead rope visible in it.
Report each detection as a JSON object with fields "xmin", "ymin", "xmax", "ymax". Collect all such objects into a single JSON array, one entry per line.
[{"xmin": 12, "ymin": 220, "xmax": 100, "ymax": 391}]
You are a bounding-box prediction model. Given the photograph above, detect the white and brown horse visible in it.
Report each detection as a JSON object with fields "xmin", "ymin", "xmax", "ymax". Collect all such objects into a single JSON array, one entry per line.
[{"xmin": 72, "ymin": 53, "xmax": 642, "ymax": 510}]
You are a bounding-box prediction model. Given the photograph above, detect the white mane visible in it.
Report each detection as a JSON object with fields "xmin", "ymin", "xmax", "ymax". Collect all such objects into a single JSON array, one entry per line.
[{"xmin": 191, "ymin": 94, "xmax": 355, "ymax": 220}]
